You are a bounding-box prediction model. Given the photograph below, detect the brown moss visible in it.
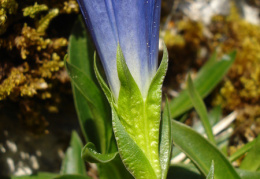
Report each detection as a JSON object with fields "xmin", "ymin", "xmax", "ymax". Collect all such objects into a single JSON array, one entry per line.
[{"xmin": 163, "ymin": 19, "xmax": 207, "ymax": 90}]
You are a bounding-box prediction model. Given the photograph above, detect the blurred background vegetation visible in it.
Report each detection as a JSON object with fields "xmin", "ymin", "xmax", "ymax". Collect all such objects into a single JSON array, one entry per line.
[{"xmin": 1, "ymin": 0, "xmax": 260, "ymax": 177}]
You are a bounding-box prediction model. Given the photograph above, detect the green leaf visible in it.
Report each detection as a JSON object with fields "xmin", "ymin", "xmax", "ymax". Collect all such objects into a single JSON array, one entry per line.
[
  {"xmin": 208, "ymin": 106, "xmax": 222, "ymax": 126},
  {"xmin": 170, "ymin": 51, "xmax": 236, "ymax": 118},
  {"xmin": 187, "ymin": 75, "xmax": 215, "ymax": 143},
  {"xmin": 159, "ymin": 99, "xmax": 172, "ymax": 179},
  {"xmin": 98, "ymin": 156, "xmax": 134, "ymax": 179},
  {"xmin": 69, "ymin": 16, "xmax": 96, "ymax": 81},
  {"xmin": 171, "ymin": 119, "xmax": 240, "ymax": 179},
  {"xmin": 11, "ymin": 173, "xmax": 58, "ymax": 179},
  {"xmin": 240, "ymin": 135, "xmax": 260, "ymax": 171},
  {"xmin": 81, "ymin": 142, "xmax": 118, "ymax": 163},
  {"xmin": 69, "ymin": 17, "xmax": 96, "ymax": 146},
  {"xmin": 206, "ymin": 161, "xmax": 215, "ymax": 179},
  {"xmin": 61, "ymin": 131, "xmax": 86, "ymax": 175},
  {"xmin": 112, "ymin": 106, "xmax": 157, "ymax": 179},
  {"xmin": 167, "ymin": 164, "xmax": 203, "ymax": 179},
  {"xmin": 168, "ymin": 165, "xmax": 260, "ymax": 179},
  {"xmin": 54, "ymin": 174, "xmax": 91, "ymax": 179},
  {"xmin": 65, "ymin": 59, "xmax": 112, "ymax": 153},
  {"xmin": 229, "ymin": 140, "xmax": 256, "ymax": 162},
  {"xmin": 68, "ymin": 17, "xmax": 112, "ymax": 153},
  {"xmin": 237, "ymin": 169, "xmax": 260, "ymax": 179},
  {"xmin": 116, "ymin": 45, "xmax": 161, "ymax": 177}
]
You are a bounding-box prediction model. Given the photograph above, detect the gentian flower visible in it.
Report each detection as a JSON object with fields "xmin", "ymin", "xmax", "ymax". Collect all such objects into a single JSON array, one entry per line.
[
  {"xmin": 76, "ymin": 1, "xmax": 168, "ymax": 178},
  {"xmin": 77, "ymin": 0, "xmax": 161, "ymax": 99}
]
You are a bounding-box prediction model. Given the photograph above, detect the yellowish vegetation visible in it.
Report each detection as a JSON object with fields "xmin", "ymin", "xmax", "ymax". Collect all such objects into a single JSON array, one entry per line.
[
  {"xmin": 212, "ymin": 6, "xmax": 260, "ymax": 120},
  {"xmin": 0, "ymin": 0, "xmax": 78, "ymax": 100}
]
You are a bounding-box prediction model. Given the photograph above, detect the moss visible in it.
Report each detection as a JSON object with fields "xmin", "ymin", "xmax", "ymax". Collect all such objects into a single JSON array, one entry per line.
[
  {"xmin": 163, "ymin": 3, "xmax": 260, "ymax": 150},
  {"xmin": 211, "ymin": 5, "xmax": 260, "ymax": 119},
  {"xmin": 163, "ymin": 2, "xmax": 260, "ymax": 125},
  {"xmin": 0, "ymin": 0, "xmax": 18, "ymax": 34},
  {"xmin": 163, "ymin": 19, "xmax": 206, "ymax": 90},
  {"xmin": 0, "ymin": 0, "xmax": 78, "ymax": 133},
  {"xmin": 0, "ymin": 1, "xmax": 77, "ymax": 100},
  {"xmin": 23, "ymin": 3, "xmax": 48, "ymax": 18}
]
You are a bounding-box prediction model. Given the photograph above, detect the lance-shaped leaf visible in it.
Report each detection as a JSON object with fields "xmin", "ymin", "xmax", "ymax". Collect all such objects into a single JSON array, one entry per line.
[
  {"xmin": 159, "ymin": 99, "xmax": 172, "ymax": 179},
  {"xmin": 229, "ymin": 139, "xmax": 256, "ymax": 162},
  {"xmin": 81, "ymin": 142, "xmax": 118, "ymax": 163},
  {"xmin": 240, "ymin": 135, "xmax": 260, "ymax": 171},
  {"xmin": 237, "ymin": 169, "xmax": 260, "ymax": 179},
  {"xmin": 65, "ymin": 59, "xmax": 111, "ymax": 153},
  {"xmin": 167, "ymin": 164, "xmax": 260, "ymax": 179},
  {"xmin": 170, "ymin": 51, "xmax": 236, "ymax": 118},
  {"xmin": 69, "ymin": 17, "xmax": 96, "ymax": 143},
  {"xmin": 187, "ymin": 75, "xmax": 215, "ymax": 144},
  {"xmin": 61, "ymin": 131, "xmax": 86, "ymax": 175},
  {"xmin": 171, "ymin": 119, "xmax": 240, "ymax": 179},
  {"xmin": 68, "ymin": 17, "xmax": 112, "ymax": 153},
  {"xmin": 112, "ymin": 106, "xmax": 157, "ymax": 179}
]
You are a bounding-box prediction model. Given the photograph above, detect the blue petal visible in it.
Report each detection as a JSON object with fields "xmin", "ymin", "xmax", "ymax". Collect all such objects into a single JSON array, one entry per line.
[
  {"xmin": 111, "ymin": 0, "xmax": 150, "ymax": 94},
  {"xmin": 77, "ymin": 0, "xmax": 161, "ymax": 97},
  {"xmin": 147, "ymin": 0, "xmax": 161, "ymax": 77},
  {"xmin": 77, "ymin": 0, "xmax": 120, "ymax": 96},
  {"xmin": 111, "ymin": 0, "xmax": 161, "ymax": 93}
]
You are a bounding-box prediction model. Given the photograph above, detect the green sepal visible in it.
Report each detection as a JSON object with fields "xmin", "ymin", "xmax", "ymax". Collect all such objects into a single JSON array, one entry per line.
[
  {"xmin": 159, "ymin": 98, "xmax": 172, "ymax": 179},
  {"xmin": 81, "ymin": 142, "xmax": 118, "ymax": 163},
  {"xmin": 146, "ymin": 43, "xmax": 169, "ymax": 179},
  {"xmin": 116, "ymin": 45, "xmax": 144, "ymax": 142},
  {"xmin": 206, "ymin": 161, "xmax": 215, "ymax": 179},
  {"xmin": 116, "ymin": 45, "xmax": 159, "ymax": 177},
  {"xmin": 94, "ymin": 52, "xmax": 114, "ymax": 103},
  {"xmin": 115, "ymin": 44, "xmax": 170, "ymax": 178},
  {"xmin": 111, "ymin": 105, "xmax": 157, "ymax": 179}
]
